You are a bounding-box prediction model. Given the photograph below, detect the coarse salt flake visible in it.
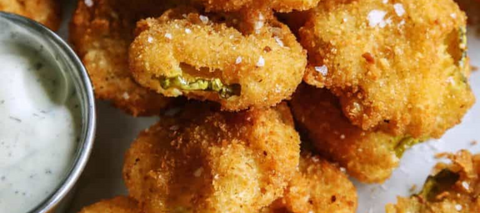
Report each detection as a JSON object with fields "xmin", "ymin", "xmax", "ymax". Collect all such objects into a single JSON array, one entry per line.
[
  {"xmin": 394, "ymin": 3, "xmax": 405, "ymax": 17},
  {"xmin": 185, "ymin": 28, "xmax": 192, "ymax": 34},
  {"xmin": 462, "ymin": 181, "xmax": 469, "ymax": 190},
  {"xmin": 147, "ymin": 36, "xmax": 153, "ymax": 43},
  {"xmin": 194, "ymin": 167, "xmax": 204, "ymax": 177},
  {"xmin": 199, "ymin": 15, "xmax": 209, "ymax": 24},
  {"xmin": 165, "ymin": 33, "xmax": 172, "ymax": 39},
  {"xmin": 367, "ymin": 10, "xmax": 388, "ymax": 28},
  {"xmin": 122, "ymin": 92, "xmax": 130, "ymax": 100},
  {"xmin": 451, "ymin": 13, "xmax": 457, "ymax": 19},
  {"xmin": 314, "ymin": 65, "xmax": 328, "ymax": 76},
  {"xmin": 85, "ymin": 0, "xmax": 93, "ymax": 7},
  {"xmin": 274, "ymin": 36, "xmax": 284, "ymax": 47},
  {"xmin": 383, "ymin": 0, "xmax": 388, "ymax": 3},
  {"xmin": 235, "ymin": 56, "xmax": 242, "ymax": 64},
  {"xmin": 256, "ymin": 56, "xmax": 265, "ymax": 67},
  {"xmin": 455, "ymin": 204, "xmax": 462, "ymax": 211},
  {"xmin": 255, "ymin": 14, "xmax": 265, "ymax": 34}
]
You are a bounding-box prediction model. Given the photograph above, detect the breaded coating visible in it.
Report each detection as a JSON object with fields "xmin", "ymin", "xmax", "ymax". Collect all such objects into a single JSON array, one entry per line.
[
  {"xmin": 265, "ymin": 153, "xmax": 357, "ymax": 213},
  {"xmin": 290, "ymin": 84, "xmax": 427, "ymax": 183},
  {"xmin": 70, "ymin": 0, "xmax": 193, "ymax": 115},
  {"xmin": 123, "ymin": 103, "xmax": 300, "ymax": 213},
  {"xmin": 129, "ymin": 9, "xmax": 306, "ymax": 111},
  {"xmin": 200, "ymin": 0, "xmax": 321, "ymax": 12},
  {"xmin": 0, "ymin": 0, "xmax": 60, "ymax": 30},
  {"xmin": 386, "ymin": 150, "xmax": 480, "ymax": 213},
  {"xmin": 78, "ymin": 196, "xmax": 139, "ymax": 213},
  {"xmin": 300, "ymin": 0, "xmax": 475, "ymax": 138}
]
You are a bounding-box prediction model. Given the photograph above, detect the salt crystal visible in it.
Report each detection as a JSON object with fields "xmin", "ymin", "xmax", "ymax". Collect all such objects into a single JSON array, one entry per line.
[
  {"xmin": 165, "ymin": 33, "xmax": 172, "ymax": 39},
  {"xmin": 314, "ymin": 65, "xmax": 328, "ymax": 76},
  {"xmin": 147, "ymin": 36, "xmax": 153, "ymax": 43},
  {"xmin": 194, "ymin": 167, "xmax": 203, "ymax": 177},
  {"xmin": 455, "ymin": 204, "xmax": 462, "ymax": 211},
  {"xmin": 256, "ymin": 56, "xmax": 265, "ymax": 67},
  {"xmin": 85, "ymin": 0, "xmax": 93, "ymax": 7},
  {"xmin": 393, "ymin": 3, "xmax": 405, "ymax": 17},
  {"xmin": 122, "ymin": 92, "xmax": 130, "ymax": 100},
  {"xmin": 367, "ymin": 10, "xmax": 387, "ymax": 28},
  {"xmin": 462, "ymin": 181, "xmax": 470, "ymax": 190},
  {"xmin": 274, "ymin": 36, "xmax": 284, "ymax": 47},
  {"xmin": 255, "ymin": 14, "xmax": 265, "ymax": 33},
  {"xmin": 185, "ymin": 28, "xmax": 192, "ymax": 34},
  {"xmin": 235, "ymin": 56, "xmax": 242, "ymax": 64},
  {"xmin": 199, "ymin": 15, "xmax": 209, "ymax": 24}
]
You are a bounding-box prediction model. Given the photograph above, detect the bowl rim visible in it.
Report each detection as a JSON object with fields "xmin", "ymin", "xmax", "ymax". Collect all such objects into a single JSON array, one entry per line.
[{"xmin": 0, "ymin": 12, "xmax": 97, "ymax": 213}]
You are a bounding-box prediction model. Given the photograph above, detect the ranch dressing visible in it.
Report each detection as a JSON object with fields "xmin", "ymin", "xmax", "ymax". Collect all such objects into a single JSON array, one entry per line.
[{"xmin": 0, "ymin": 42, "xmax": 81, "ymax": 212}]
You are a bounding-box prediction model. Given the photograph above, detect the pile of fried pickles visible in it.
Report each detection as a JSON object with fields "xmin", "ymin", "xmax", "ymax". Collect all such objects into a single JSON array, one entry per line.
[{"xmin": 4, "ymin": 0, "xmax": 478, "ymax": 212}]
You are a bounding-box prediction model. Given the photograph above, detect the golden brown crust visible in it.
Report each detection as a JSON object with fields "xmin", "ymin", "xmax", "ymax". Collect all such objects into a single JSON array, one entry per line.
[
  {"xmin": 123, "ymin": 102, "xmax": 300, "ymax": 213},
  {"xmin": 0, "ymin": 0, "xmax": 60, "ymax": 30},
  {"xmin": 386, "ymin": 150, "xmax": 480, "ymax": 213},
  {"xmin": 290, "ymin": 84, "xmax": 415, "ymax": 183},
  {"xmin": 78, "ymin": 196, "xmax": 139, "ymax": 213},
  {"xmin": 69, "ymin": 0, "xmax": 192, "ymax": 116},
  {"xmin": 266, "ymin": 153, "xmax": 357, "ymax": 213},
  {"xmin": 200, "ymin": 0, "xmax": 320, "ymax": 12},
  {"xmin": 300, "ymin": 0, "xmax": 475, "ymax": 138},
  {"xmin": 129, "ymin": 9, "xmax": 306, "ymax": 111}
]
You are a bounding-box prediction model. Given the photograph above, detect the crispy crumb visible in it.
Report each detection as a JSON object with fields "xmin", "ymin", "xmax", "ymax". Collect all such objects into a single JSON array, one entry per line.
[
  {"xmin": 409, "ymin": 184, "xmax": 417, "ymax": 193},
  {"xmin": 362, "ymin": 52, "xmax": 375, "ymax": 64},
  {"xmin": 471, "ymin": 65, "xmax": 478, "ymax": 72}
]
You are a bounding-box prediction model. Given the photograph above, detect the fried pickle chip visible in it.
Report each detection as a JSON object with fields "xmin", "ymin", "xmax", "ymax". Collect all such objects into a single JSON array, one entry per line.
[
  {"xmin": 299, "ymin": 0, "xmax": 475, "ymax": 138},
  {"xmin": 0, "ymin": 0, "xmax": 60, "ymax": 30},
  {"xmin": 200, "ymin": 0, "xmax": 321, "ymax": 12},
  {"xmin": 123, "ymin": 102, "xmax": 300, "ymax": 212},
  {"xmin": 291, "ymin": 84, "xmax": 429, "ymax": 183},
  {"xmin": 265, "ymin": 153, "xmax": 357, "ymax": 213},
  {"xmin": 78, "ymin": 196, "xmax": 139, "ymax": 213},
  {"xmin": 129, "ymin": 9, "xmax": 306, "ymax": 111},
  {"xmin": 70, "ymin": 0, "xmax": 195, "ymax": 115},
  {"xmin": 386, "ymin": 150, "xmax": 480, "ymax": 213}
]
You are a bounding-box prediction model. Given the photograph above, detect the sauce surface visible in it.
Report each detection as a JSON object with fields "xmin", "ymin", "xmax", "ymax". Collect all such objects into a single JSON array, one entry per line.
[{"xmin": 0, "ymin": 42, "xmax": 81, "ymax": 212}]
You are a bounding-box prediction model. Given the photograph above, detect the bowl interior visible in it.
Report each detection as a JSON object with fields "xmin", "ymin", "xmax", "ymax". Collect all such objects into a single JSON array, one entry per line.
[{"xmin": 0, "ymin": 12, "xmax": 96, "ymax": 213}]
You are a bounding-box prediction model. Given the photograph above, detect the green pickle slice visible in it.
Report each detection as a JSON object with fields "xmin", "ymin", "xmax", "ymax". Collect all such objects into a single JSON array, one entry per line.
[
  {"xmin": 416, "ymin": 169, "xmax": 460, "ymax": 202},
  {"xmin": 159, "ymin": 76, "xmax": 241, "ymax": 99}
]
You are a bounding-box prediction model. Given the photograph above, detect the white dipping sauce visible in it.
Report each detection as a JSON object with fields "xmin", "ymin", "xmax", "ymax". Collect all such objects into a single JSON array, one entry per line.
[{"xmin": 0, "ymin": 42, "xmax": 81, "ymax": 212}]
